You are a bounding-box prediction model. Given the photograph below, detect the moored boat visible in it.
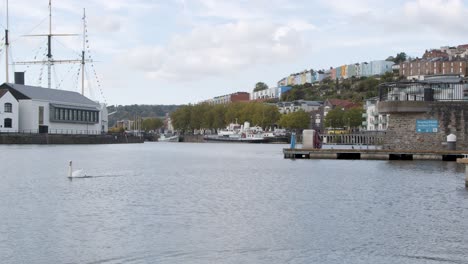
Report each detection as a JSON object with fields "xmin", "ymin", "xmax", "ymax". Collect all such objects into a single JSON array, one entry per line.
[
  {"xmin": 204, "ymin": 121, "xmax": 268, "ymax": 143},
  {"xmin": 158, "ymin": 134, "xmax": 180, "ymax": 142}
]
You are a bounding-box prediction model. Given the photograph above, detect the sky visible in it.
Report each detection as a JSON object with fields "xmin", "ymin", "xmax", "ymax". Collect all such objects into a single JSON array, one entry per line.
[{"xmin": 0, "ymin": 0, "xmax": 468, "ymax": 106}]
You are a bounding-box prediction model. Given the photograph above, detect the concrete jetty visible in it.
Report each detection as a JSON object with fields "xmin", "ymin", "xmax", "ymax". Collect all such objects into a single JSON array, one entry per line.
[{"xmin": 283, "ymin": 148, "xmax": 467, "ymax": 161}]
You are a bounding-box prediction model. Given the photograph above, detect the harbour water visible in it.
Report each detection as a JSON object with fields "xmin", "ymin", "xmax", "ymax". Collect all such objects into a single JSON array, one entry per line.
[{"xmin": 1, "ymin": 143, "xmax": 468, "ymax": 264}]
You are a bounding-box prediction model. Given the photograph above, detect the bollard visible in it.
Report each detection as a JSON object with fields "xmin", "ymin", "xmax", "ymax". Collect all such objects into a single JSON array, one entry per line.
[
  {"xmin": 290, "ymin": 132, "xmax": 296, "ymax": 149},
  {"xmin": 447, "ymin": 134, "xmax": 457, "ymax": 151}
]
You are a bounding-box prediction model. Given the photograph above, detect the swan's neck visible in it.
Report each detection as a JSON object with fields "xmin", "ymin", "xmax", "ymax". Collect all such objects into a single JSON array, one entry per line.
[{"xmin": 68, "ymin": 163, "xmax": 72, "ymax": 177}]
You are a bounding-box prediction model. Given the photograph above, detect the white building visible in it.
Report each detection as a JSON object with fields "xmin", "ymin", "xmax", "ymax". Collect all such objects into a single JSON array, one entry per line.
[
  {"xmin": 277, "ymin": 100, "xmax": 322, "ymax": 114},
  {"xmin": 0, "ymin": 89, "xmax": 19, "ymax": 132},
  {"xmin": 1, "ymin": 83, "xmax": 108, "ymax": 134},
  {"xmin": 363, "ymin": 98, "xmax": 388, "ymax": 131},
  {"xmin": 251, "ymin": 87, "xmax": 279, "ymax": 100}
]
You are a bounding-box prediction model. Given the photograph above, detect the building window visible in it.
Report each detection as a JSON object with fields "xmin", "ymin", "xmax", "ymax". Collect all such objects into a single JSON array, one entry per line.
[
  {"xmin": 4, "ymin": 118, "xmax": 12, "ymax": 128},
  {"xmin": 38, "ymin": 106, "xmax": 44, "ymax": 125},
  {"xmin": 4, "ymin": 103, "xmax": 12, "ymax": 113}
]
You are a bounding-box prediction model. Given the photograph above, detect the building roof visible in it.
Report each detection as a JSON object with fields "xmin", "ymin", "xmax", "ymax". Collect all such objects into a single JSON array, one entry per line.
[
  {"xmin": 0, "ymin": 89, "xmax": 8, "ymax": 98},
  {"xmin": 1, "ymin": 83, "xmax": 99, "ymax": 108},
  {"xmin": 326, "ymin": 99, "xmax": 361, "ymax": 109}
]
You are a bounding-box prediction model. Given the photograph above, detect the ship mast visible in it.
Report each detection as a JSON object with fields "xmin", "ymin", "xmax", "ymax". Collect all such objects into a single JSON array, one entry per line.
[
  {"xmin": 81, "ymin": 8, "xmax": 85, "ymax": 95},
  {"xmin": 5, "ymin": 0, "xmax": 9, "ymax": 83},
  {"xmin": 15, "ymin": 0, "xmax": 81, "ymax": 89}
]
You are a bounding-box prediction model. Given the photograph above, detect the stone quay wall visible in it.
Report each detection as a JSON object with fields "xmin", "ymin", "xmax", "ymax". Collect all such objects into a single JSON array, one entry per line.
[
  {"xmin": 380, "ymin": 101, "xmax": 468, "ymax": 151},
  {"xmin": 0, "ymin": 133, "xmax": 144, "ymax": 144}
]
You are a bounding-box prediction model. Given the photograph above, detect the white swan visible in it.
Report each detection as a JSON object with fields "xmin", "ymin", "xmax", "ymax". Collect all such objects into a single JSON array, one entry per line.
[{"xmin": 68, "ymin": 161, "xmax": 87, "ymax": 178}]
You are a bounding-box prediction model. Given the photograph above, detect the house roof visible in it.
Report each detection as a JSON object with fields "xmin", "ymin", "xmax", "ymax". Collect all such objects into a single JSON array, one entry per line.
[
  {"xmin": 1, "ymin": 83, "xmax": 99, "ymax": 108},
  {"xmin": 326, "ymin": 99, "xmax": 361, "ymax": 109},
  {"xmin": 0, "ymin": 89, "xmax": 8, "ymax": 98}
]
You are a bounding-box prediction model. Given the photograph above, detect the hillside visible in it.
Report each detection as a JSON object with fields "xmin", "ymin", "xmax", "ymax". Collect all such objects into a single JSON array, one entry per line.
[
  {"xmin": 107, "ymin": 104, "xmax": 180, "ymax": 127},
  {"xmin": 281, "ymin": 72, "xmax": 403, "ymax": 103}
]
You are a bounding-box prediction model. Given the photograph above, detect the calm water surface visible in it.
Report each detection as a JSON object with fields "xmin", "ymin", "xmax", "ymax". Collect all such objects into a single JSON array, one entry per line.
[{"xmin": 1, "ymin": 143, "xmax": 468, "ymax": 264}]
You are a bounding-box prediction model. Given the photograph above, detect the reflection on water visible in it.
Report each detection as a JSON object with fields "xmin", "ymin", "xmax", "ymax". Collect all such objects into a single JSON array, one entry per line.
[{"xmin": 1, "ymin": 143, "xmax": 468, "ymax": 264}]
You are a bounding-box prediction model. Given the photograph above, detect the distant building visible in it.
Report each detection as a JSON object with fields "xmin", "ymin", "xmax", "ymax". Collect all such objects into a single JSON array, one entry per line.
[
  {"xmin": 0, "ymin": 89, "xmax": 19, "ymax": 132},
  {"xmin": 317, "ymin": 70, "xmax": 328, "ymax": 82},
  {"xmin": 251, "ymin": 86, "xmax": 291, "ymax": 101},
  {"xmin": 362, "ymin": 62, "xmax": 372, "ymax": 77},
  {"xmin": 1, "ymin": 83, "xmax": 108, "ymax": 134},
  {"xmin": 400, "ymin": 59, "xmax": 468, "ymax": 80},
  {"xmin": 347, "ymin": 64, "xmax": 357, "ymax": 78},
  {"xmin": 205, "ymin": 92, "xmax": 250, "ymax": 105},
  {"xmin": 363, "ymin": 98, "xmax": 389, "ymax": 131},
  {"xmin": 277, "ymin": 100, "xmax": 322, "ymax": 114},
  {"xmin": 277, "ymin": 77, "xmax": 287, "ymax": 86},
  {"xmin": 323, "ymin": 99, "xmax": 361, "ymax": 117},
  {"xmin": 423, "ymin": 49, "xmax": 449, "ymax": 60},
  {"xmin": 251, "ymin": 87, "xmax": 278, "ymax": 101},
  {"xmin": 277, "ymin": 100, "xmax": 324, "ymax": 131},
  {"xmin": 370, "ymin": 60, "xmax": 394, "ymax": 76}
]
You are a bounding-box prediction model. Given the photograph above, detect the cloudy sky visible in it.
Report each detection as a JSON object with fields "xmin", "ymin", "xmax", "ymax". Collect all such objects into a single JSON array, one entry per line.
[{"xmin": 1, "ymin": 0, "xmax": 468, "ymax": 105}]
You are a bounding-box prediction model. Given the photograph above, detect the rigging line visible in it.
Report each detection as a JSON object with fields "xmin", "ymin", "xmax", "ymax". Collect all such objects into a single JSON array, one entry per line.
[
  {"xmin": 85, "ymin": 66, "xmax": 96, "ymax": 99},
  {"xmin": 73, "ymin": 65, "xmax": 81, "ymax": 92},
  {"xmin": 9, "ymin": 16, "xmax": 48, "ymax": 44},
  {"xmin": 57, "ymin": 64, "xmax": 80, "ymax": 89},
  {"xmin": 56, "ymin": 62, "xmax": 78, "ymax": 90},
  {"xmin": 53, "ymin": 37, "xmax": 82, "ymax": 57},
  {"xmin": 24, "ymin": 41, "xmax": 48, "ymax": 73},
  {"xmin": 0, "ymin": 0, "xmax": 5, "ymax": 30},
  {"xmin": 53, "ymin": 64, "xmax": 59, "ymax": 89},
  {"xmin": 8, "ymin": 46, "xmax": 15, "ymax": 75},
  {"xmin": 91, "ymin": 66, "xmax": 107, "ymax": 104},
  {"xmin": 37, "ymin": 55, "xmax": 48, "ymax": 86}
]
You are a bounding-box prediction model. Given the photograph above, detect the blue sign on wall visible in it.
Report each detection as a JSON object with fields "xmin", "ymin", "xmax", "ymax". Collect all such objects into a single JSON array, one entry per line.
[{"xmin": 416, "ymin": 119, "xmax": 438, "ymax": 133}]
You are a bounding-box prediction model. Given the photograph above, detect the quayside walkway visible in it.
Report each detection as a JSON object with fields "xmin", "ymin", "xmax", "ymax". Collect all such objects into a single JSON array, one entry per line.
[{"xmin": 283, "ymin": 148, "xmax": 467, "ymax": 161}]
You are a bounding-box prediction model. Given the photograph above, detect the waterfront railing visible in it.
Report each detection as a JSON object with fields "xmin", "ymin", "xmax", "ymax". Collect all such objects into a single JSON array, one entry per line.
[{"xmin": 378, "ymin": 82, "xmax": 468, "ymax": 102}]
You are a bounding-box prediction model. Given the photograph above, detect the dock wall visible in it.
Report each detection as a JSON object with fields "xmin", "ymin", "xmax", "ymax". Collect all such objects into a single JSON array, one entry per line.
[
  {"xmin": 379, "ymin": 101, "xmax": 468, "ymax": 151},
  {"xmin": 0, "ymin": 133, "xmax": 144, "ymax": 144}
]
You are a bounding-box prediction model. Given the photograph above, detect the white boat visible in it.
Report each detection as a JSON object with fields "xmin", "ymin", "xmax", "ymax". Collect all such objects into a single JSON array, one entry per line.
[
  {"xmin": 158, "ymin": 134, "xmax": 179, "ymax": 142},
  {"xmin": 204, "ymin": 122, "xmax": 267, "ymax": 143}
]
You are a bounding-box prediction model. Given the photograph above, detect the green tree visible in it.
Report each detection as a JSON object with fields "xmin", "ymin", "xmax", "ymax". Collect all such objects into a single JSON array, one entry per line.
[
  {"xmin": 211, "ymin": 104, "xmax": 227, "ymax": 129},
  {"xmin": 324, "ymin": 108, "xmax": 345, "ymax": 128},
  {"xmin": 170, "ymin": 105, "xmax": 192, "ymax": 131},
  {"xmin": 142, "ymin": 118, "xmax": 164, "ymax": 132},
  {"xmin": 394, "ymin": 52, "xmax": 407, "ymax": 64},
  {"xmin": 278, "ymin": 110, "xmax": 310, "ymax": 130},
  {"xmin": 343, "ymin": 108, "xmax": 364, "ymax": 129},
  {"xmin": 253, "ymin": 82, "xmax": 269, "ymax": 92}
]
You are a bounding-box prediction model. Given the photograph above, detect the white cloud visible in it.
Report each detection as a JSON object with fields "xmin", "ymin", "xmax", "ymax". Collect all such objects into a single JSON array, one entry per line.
[
  {"xmin": 322, "ymin": 0, "xmax": 375, "ymax": 16},
  {"xmin": 121, "ymin": 21, "xmax": 311, "ymax": 81},
  {"xmin": 403, "ymin": 0, "xmax": 468, "ymax": 33}
]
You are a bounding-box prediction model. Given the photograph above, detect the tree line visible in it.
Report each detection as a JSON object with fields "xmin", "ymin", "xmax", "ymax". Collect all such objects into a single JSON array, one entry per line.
[{"xmin": 170, "ymin": 102, "xmax": 314, "ymax": 132}]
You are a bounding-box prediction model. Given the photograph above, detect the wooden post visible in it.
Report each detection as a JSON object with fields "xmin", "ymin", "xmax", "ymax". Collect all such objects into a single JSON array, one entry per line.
[
  {"xmin": 466, "ymin": 164, "xmax": 468, "ymax": 188},
  {"xmin": 456, "ymin": 157, "xmax": 468, "ymax": 188}
]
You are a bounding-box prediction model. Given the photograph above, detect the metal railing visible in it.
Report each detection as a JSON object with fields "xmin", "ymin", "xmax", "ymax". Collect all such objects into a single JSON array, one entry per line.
[
  {"xmin": 378, "ymin": 82, "xmax": 468, "ymax": 102},
  {"xmin": 320, "ymin": 131, "xmax": 386, "ymax": 145}
]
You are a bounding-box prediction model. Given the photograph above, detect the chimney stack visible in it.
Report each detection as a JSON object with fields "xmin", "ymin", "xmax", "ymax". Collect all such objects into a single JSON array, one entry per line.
[{"xmin": 14, "ymin": 72, "xmax": 24, "ymax": 85}]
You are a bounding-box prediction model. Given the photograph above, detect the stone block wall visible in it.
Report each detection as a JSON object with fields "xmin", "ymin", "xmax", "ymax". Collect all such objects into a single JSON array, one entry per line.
[{"xmin": 382, "ymin": 102, "xmax": 468, "ymax": 151}]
